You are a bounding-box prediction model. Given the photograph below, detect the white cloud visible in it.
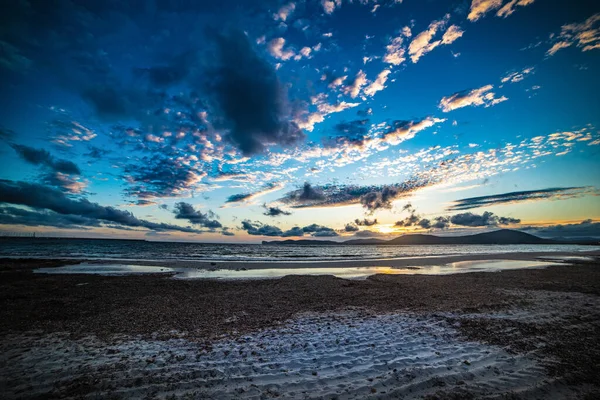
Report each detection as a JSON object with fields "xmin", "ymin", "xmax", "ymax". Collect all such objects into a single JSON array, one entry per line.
[
  {"xmin": 441, "ymin": 25, "xmax": 465, "ymax": 45},
  {"xmin": 468, "ymin": 0, "xmax": 534, "ymax": 22},
  {"xmin": 297, "ymin": 100, "xmax": 360, "ymax": 132},
  {"xmin": 274, "ymin": 2, "xmax": 295, "ymax": 22},
  {"xmin": 383, "ymin": 117, "xmax": 446, "ymax": 145},
  {"xmin": 468, "ymin": 0, "xmax": 503, "ymax": 22},
  {"xmin": 328, "ymin": 75, "xmax": 348, "ymax": 88},
  {"xmin": 408, "ymin": 16, "xmax": 448, "ymax": 63},
  {"xmin": 500, "ymin": 66, "xmax": 534, "ymax": 83},
  {"xmin": 546, "ymin": 41, "xmax": 572, "ymax": 56},
  {"xmin": 294, "ymin": 46, "xmax": 313, "ymax": 60},
  {"xmin": 322, "ymin": 0, "xmax": 342, "ymax": 14},
  {"xmin": 364, "ymin": 69, "xmax": 391, "ymax": 97},
  {"xmin": 383, "ymin": 36, "xmax": 406, "ymax": 66},
  {"xmin": 439, "ymin": 85, "xmax": 508, "ymax": 112},
  {"xmin": 343, "ymin": 70, "xmax": 368, "ymax": 98},
  {"xmin": 546, "ymin": 13, "xmax": 600, "ymax": 57},
  {"xmin": 407, "ymin": 16, "xmax": 462, "ymax": 63},
  {"xmin": 268, "ymin": 37, "xmax": 295, "ymax": 61},
  {"xmin": 497, "ymin": 0, "xmax": 534, "ymax": 18}
]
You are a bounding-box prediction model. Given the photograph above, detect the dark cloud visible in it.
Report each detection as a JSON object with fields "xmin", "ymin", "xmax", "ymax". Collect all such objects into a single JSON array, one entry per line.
[
  {"xmin": 280, "ymin": 179, "xmax": 427, "ymax": 212},
  {"xmin": 450, "ymin": 211, "xmax": 520, "ymax": 227},
  {"xmin": 0, "ymin": 180, "xmax": 202, "ymax": 234},
  {"xmin": 354, "ymin": 218, "xmax": 378, "ymax": 226},
  {"xmin": 123, "ymin": 156, "xmax": 205, "ymax": 199},
  {"xmin": 448, "ymin": 187, "xmax": 596, "ymax": 211},
  {"xmin": 224, "ymin": 183, "xmax": 283, "ymax": 204},
  {"xmin": 11, "ymin": 144, "xmax": 81, "ymax": 175},
  {"xmin": 357, "ymin": 108, "xmax": 373, "ymax": 117},
  {"xmin": 360, "ymin": 186, "xmax": 400, "ymax": 213},
  {"xmin": 173, "ymin": 202, "xmax": 222, "ymax": 229},
  {"xmin": 302, "ymin": 224, "xmax": 338, "ymax": 236},
  {"xmin": 226, "ymin": 193, "xmax": 253, "ymax": 203},
  {"xmin": 333, "ymin": 119, "xmax": 369, "ymax": 138},
  {"xmin": 395, "ymin": 213, "xmax": 420, "ymax": 227},
  {"xmin": 0, "ymin": 127, "xmax": 15, "ymax": 140},
  {"xmin": 0, "ymin": 206, "xmax": 101, "ymax": 229},
  {"xmin": 240, "ymin": 220, "xmax": 337, "ymax": 237},
  {"xmin": 207, "ymin": 30, "xmax": 304, "ymax": 155},
  {"xmin": 522, "ymin": 219, "xmax": 600, "ymax": 239},
  {"xmin": 241, "ymin": 220, "xmax": 285, "ymax": 237},
  {"xmin": 135, "ymin": 200, "xmax": 156, "ymax": 206},
  {"xmin": 263, "ymin": 204, "xmax": 292, "ymax": 217},
  {"xmin": 281, "ymin": 227, "xmax": 305, "ymax": 237},
  {"xmin": 419, "ymin": 216, "xmax": 450, "ymax": 230},
  {"xmin": 395, "ymin": 203, "xmax": 420, "ymax": 227},
  {"xmin": 85, "ymin": 146, "xmax": 110, "ymax": 159},
  {"xmin": 394, "ymin": 203, "xmax": 449, "ymax": 230},
  {"xmin": 137, "ymin": 51, "xmax": 196, "ymax": 87},
  {"xmin": 322, "ymin": 119, "xmax": 370, "ymax": 150},
  {"xmin": 344, "ymin": 223, "xmax": 359, "ymax": 232},
  {"xmin": 312, "ymin": 230, "xmax": 339, "ymax": 237},
  {"xmin": 283, "ymin": 182, "xmax": 326, "ymax": 203}
]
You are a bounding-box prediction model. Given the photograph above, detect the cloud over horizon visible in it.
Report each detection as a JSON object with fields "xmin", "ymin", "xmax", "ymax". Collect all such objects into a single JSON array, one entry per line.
[{"xmin": 448, "ymin": 187, "xmax": 597, "ymax": 210}]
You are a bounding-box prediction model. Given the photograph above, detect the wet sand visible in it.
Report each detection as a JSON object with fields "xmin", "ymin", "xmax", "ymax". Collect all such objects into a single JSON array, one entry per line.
[
  {"xmin": 6, "ymin": 249, "xmax": 600, "ymax": 270},
  {"xmin": 1, "ymin": 257, "xmax": 599, "ymax": 399}
]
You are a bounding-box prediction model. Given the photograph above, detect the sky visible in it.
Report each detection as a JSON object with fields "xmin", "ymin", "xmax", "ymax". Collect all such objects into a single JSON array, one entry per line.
[{"xmin": 0, "ymin": 0, "xmax": 599, "ymax": 243}]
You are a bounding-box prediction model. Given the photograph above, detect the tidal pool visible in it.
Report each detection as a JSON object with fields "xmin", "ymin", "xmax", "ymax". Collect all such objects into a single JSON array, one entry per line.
[
  {"xmin": 35, "ymin": 263, "xmax": 175, "ymax": 276},
  {"xmin": 34, "ymin": 259, "xmax": 559, "ymax": 279}
]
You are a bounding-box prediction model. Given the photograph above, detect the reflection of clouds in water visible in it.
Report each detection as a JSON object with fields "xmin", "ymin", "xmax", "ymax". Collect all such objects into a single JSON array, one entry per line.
[{"xmin": 35, "ymin": 260, "xmax": 561, "ymax": 279}]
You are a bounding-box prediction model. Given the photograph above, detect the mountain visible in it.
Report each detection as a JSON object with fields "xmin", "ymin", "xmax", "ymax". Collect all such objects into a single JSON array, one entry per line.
[
  {"xmin": 386, "ymin": 229, "xmax": 557, "ymax": 245},
  {"xmin": 263, "ymin": 229, "xmax": 563, "ymax": 246}
]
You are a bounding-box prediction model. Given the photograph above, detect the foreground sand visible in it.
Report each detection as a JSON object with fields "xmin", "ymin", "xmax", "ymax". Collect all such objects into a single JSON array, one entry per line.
[{"xmin": 1, "ymin": 258, "xmax": 599, "ymax": 399}]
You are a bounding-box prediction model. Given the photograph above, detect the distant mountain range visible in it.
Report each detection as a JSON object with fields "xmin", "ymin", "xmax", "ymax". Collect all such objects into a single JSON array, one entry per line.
[{"xmin": 262, "ymin": 229, "xmax": 599, "ymax": 246}]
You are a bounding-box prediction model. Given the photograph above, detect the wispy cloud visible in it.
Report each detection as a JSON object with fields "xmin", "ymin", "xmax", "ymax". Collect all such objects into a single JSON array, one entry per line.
[
  {"xmin": 468, "ymin": 0, "xmax": 535, "ymax": 22},
  {"xmin": 546, "ymin": 13, "xmax": 600, "ymax": 57},
  {"xmin": 439, "ymin": 85, "xmax": 507, "ymax": 112},
  {"xmin": 408, "ymin": 15, "xmax": 463, "ymax": 63},
  {"xmin": 500, "ymin": 66, "xmax": 535, "ymax": 84},
  {"xmin": 521, "ymin": 219, "xmax": 600, "ymax": 238},
  {"xmin": 224, "ymin": 183, "xmax": 285, "ymax": 205},
  {"xmin": 448, "ymin": 187, "xmax": 596, "ymax": 210},
  {"xmin": 280, "ymin": 179, "xmax": 431, "ymax": 213}
]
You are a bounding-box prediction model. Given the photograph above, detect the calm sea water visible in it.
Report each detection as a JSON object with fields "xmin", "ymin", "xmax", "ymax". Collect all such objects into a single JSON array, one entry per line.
[{"xmin": 1, "ymin": 238, "xmax": 598, "ymax": 262}]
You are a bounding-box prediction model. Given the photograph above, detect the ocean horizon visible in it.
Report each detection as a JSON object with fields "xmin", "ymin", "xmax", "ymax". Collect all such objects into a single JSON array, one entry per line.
[{"xmin": 1, "ymin": 237, "xmax": 598, "ymax": 263}]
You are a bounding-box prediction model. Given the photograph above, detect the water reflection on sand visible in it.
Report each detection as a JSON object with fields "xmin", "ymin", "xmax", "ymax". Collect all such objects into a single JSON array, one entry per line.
[{"xmin": 35, "ymin": 259, "xmax": 560, "ymax": 279}]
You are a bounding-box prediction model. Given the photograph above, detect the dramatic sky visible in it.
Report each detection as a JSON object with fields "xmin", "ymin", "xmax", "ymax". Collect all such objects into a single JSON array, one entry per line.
[{"xmin": 1, "ymin": 0, "xmax": 599, "ymax": 242}]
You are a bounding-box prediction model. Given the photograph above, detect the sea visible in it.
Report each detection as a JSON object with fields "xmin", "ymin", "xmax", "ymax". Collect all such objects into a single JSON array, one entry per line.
[{"xmin": 0, "ymin": 238, "xmax": 598, "ymax": 263}]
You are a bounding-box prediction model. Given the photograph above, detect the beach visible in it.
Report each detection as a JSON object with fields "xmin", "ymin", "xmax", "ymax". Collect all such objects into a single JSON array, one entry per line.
[{"xmin": 1, "ymin": 254, "xmax": 599, "ymax": 399}]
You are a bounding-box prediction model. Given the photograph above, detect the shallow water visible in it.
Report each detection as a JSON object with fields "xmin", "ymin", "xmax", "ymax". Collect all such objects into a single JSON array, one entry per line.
[
  {"xmin": 3, "ymin": 238, "xmax": 598, "ymax": 262},
  {"xmin": 34, "ymin": 260, "xmax": 559, "ymax": 279},
  {"xmin": 35, "ymin": 264, "xmax": 175, "ymax": 276}
]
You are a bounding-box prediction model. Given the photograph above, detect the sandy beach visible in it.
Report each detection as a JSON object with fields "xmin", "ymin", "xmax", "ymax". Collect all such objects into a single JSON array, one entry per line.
[
  {"xmin": 9, "ymin": 248, "xmax": 600, "ymax": 269},
  {"xmin": 0, "ymin": 255, "xmax": 599, "ymax": 399}
]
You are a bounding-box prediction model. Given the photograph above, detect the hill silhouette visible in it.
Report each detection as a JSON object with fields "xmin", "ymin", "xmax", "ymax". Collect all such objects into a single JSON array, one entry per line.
[{"xmin": 262, "ymin": 229, "xmax": 573, "ymax": 245}]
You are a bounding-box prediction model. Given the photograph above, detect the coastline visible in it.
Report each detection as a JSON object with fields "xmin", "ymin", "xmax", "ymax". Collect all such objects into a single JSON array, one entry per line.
[{"xmin": 3, "ymin": 249, "xmax": 599, "ymax": 270}]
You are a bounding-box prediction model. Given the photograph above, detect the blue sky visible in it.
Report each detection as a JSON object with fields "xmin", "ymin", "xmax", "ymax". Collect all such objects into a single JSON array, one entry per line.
[{"xmin": 0, "ymin": 0, "xmax": 599, "ymax": 242}]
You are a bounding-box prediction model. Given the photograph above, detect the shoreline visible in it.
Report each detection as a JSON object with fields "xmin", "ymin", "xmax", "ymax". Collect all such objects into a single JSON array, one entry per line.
[{"xmin": 4, "ymin": 249, "xmax": 599, "ymax": 270}]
